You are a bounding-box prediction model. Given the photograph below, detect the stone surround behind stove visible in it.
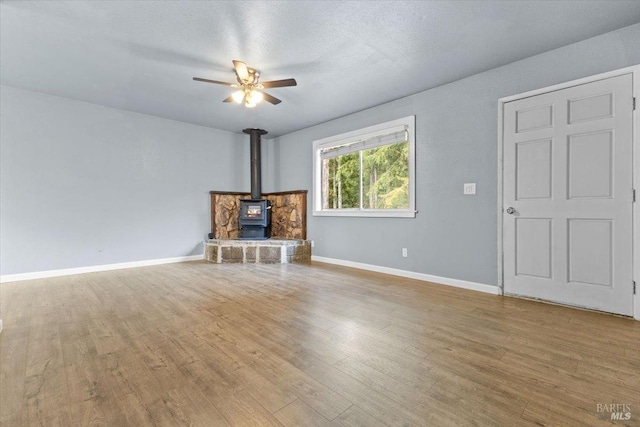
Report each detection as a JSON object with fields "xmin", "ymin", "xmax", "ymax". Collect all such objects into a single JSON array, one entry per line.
[{"xmin": 210, "ymin": 190, "xmax": 307, "ymax": 240}]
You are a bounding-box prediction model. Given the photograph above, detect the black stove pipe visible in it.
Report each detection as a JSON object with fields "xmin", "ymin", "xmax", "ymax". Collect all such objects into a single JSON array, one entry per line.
[{"xmin": 243, "ymin": 128, "xmax": 268, "ymax": 200}]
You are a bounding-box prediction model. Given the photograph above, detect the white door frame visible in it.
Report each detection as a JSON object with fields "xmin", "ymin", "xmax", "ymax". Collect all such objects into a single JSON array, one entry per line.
[{"xmin": 497, "ymin": 65, "xmax": 640, "ymax": 320}]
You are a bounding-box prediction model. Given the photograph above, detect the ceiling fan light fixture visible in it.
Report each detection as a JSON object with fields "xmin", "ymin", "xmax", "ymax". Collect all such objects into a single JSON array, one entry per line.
[
  {"xmin": 249, "ymin": 90, "xmax": 263, "ymax": 104},
  {"xmin": 232, "ymin": 90, "xmax": 245, "ymax": 104},
  {"xmin": 193, "ymin": 60, "xmax": 296, "ymax": 107}
]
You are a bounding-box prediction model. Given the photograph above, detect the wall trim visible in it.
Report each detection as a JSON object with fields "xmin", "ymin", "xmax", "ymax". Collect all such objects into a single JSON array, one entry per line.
[
  {"xmin": 0, "ymin": 254, "xmax": 204, "ymax": 283},
  {"xmin": 311, "ymin": 255, "xmax": 500, "ymax": 295}
]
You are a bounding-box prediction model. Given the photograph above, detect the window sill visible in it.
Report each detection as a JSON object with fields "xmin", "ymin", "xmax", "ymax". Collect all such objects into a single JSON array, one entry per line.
[{"xmin": 312, "ymin": 209, "xmax": 416, "ymax": 218}]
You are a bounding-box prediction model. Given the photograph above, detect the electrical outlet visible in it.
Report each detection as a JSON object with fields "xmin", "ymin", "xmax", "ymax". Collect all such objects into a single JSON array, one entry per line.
[
  {"xmin": 311, "ymin": 240, "xmax": 315, "ymax": 248},
  {"xmin": 464, "ymin": 183, "xmax": 476, "ymax": 195},
  {"xmin": 402, "ymin": 248, "xmax": 408, "ymax": 257}
]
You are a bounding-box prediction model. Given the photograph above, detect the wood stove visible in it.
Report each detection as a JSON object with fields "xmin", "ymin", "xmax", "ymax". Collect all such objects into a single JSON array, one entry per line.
[
  {"xmin": 238, "ymin": 198, "xmax": 271, "ymax": 239},
  {"xmin": 239, "ymin": 128, "xmax": 271, "ymax": 240}
]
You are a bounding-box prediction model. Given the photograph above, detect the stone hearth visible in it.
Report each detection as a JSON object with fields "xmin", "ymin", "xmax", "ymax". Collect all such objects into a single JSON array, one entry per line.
[{"xmin": 205, "ymin": 239, "xmax": 311, "ymax": 264}]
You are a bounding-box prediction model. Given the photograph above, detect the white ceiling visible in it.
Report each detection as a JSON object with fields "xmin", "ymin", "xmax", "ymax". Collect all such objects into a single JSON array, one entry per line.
[{"xmin": 2, "ymin": 1, "xmax": 639, "ymax": 137}]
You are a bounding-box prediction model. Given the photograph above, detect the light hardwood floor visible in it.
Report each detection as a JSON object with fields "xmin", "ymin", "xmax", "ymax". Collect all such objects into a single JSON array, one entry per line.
[{"xmin": 1, "ymin": 261, "xmax": 639, "ymax": 426}]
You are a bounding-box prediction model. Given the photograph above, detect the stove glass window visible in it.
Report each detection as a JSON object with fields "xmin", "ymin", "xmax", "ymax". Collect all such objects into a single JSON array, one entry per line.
[{"xmin": 246, "ymin": 205, "xmax": 262, "ymax": 217}]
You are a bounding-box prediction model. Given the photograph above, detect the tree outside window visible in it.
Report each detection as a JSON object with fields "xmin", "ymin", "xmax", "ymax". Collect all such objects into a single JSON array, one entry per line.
[
  {"xmin": 322, "ymin": 142, "xmax": 408, "ymax": 209},
  {"xmin": 313, "ymin": 116, "xmax": 415, "ymax": 218}
]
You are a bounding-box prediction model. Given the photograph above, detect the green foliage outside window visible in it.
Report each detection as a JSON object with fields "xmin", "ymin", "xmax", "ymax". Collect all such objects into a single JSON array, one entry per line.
[{"xmin": 322, "ymin": 141, "xmax": 408, "ymax": 210}]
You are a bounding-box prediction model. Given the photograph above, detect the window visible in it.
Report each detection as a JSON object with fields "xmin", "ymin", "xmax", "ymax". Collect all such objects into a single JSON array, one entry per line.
[{"xmin": 313, "ymin": 116, "xmax": 415, "ymax": 217}]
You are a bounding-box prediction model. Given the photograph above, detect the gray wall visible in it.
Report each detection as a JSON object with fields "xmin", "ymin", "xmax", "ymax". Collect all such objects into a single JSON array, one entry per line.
[
  {"xmin": 0, "ymin": 86, "xmax": 248, "ymax": 275},
  {"xmin": 270, "ymin": 23, "xmax": 640, "ymax": 287}
]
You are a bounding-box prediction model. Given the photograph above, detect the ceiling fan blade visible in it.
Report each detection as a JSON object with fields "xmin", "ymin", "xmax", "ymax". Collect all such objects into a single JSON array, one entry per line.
[
  {"xmin": 222, "ymin": 95, "xmax": 234, "ymax": 103},
  {"xmin": 261, "ymin": 78, "xmax": 297, "ymax": 88},
  {"xmin": 193, "ymin": 77, "xmax": 233, "ymax": 86},
  {"xmin": 233, "ymin": 60, "xmax": 249, "ymax": 81},
  {"xmin": 262, "ymin": 92, "xmax": 282, "ymax": 105}
]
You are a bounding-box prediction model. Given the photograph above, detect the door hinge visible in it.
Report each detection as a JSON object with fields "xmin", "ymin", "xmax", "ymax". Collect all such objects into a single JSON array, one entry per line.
[
  {"xmin": 634, "ymin": 281, "xmax": 637, "ymax": 295},
  {"xmin": 634, "ymin": 189, "xmax": 637, "ymax": 203},
  {"xmin": 634, "ymin": 97, "xmax": 637, "ymax": 110}
]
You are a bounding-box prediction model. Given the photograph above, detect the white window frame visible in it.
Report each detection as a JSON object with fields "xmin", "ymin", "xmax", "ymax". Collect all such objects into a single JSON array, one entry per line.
[{"xmin": 312, "ymin": 116, "xmax": 416, "ymax": 218}]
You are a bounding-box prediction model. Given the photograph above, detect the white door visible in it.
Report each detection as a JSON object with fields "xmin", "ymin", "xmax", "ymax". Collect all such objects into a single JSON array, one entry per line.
[{"xmin": 503, "ymin": 74, "xmax": 634, "ymax": 316}]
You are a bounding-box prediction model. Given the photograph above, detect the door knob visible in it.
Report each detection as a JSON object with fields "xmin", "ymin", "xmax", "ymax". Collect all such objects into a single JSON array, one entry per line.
[{"xmin": 506, "ymin": 207, "xmax": 516, "ymax": 214}]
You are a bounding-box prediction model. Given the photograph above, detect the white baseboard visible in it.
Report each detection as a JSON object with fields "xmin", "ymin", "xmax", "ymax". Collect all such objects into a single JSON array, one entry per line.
[
  {"xmin": 311, "ymin": 255, "xmax": 500, "ymax": 295},
  {"xmin": 0, "ymin": 254, "xmax": 204, "ymax": 283}
]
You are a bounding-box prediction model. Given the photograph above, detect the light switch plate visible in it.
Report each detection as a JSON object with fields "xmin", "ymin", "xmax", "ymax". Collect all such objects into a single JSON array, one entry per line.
[{"xmin": 464, "ymin": 183, "xmax": 476, "ymax": 195}]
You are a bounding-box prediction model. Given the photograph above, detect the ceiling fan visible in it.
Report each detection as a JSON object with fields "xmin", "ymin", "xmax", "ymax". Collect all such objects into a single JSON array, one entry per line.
[{"xmin": 193, "ymin": 60, "xmax": 297, "ymax": 108}]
